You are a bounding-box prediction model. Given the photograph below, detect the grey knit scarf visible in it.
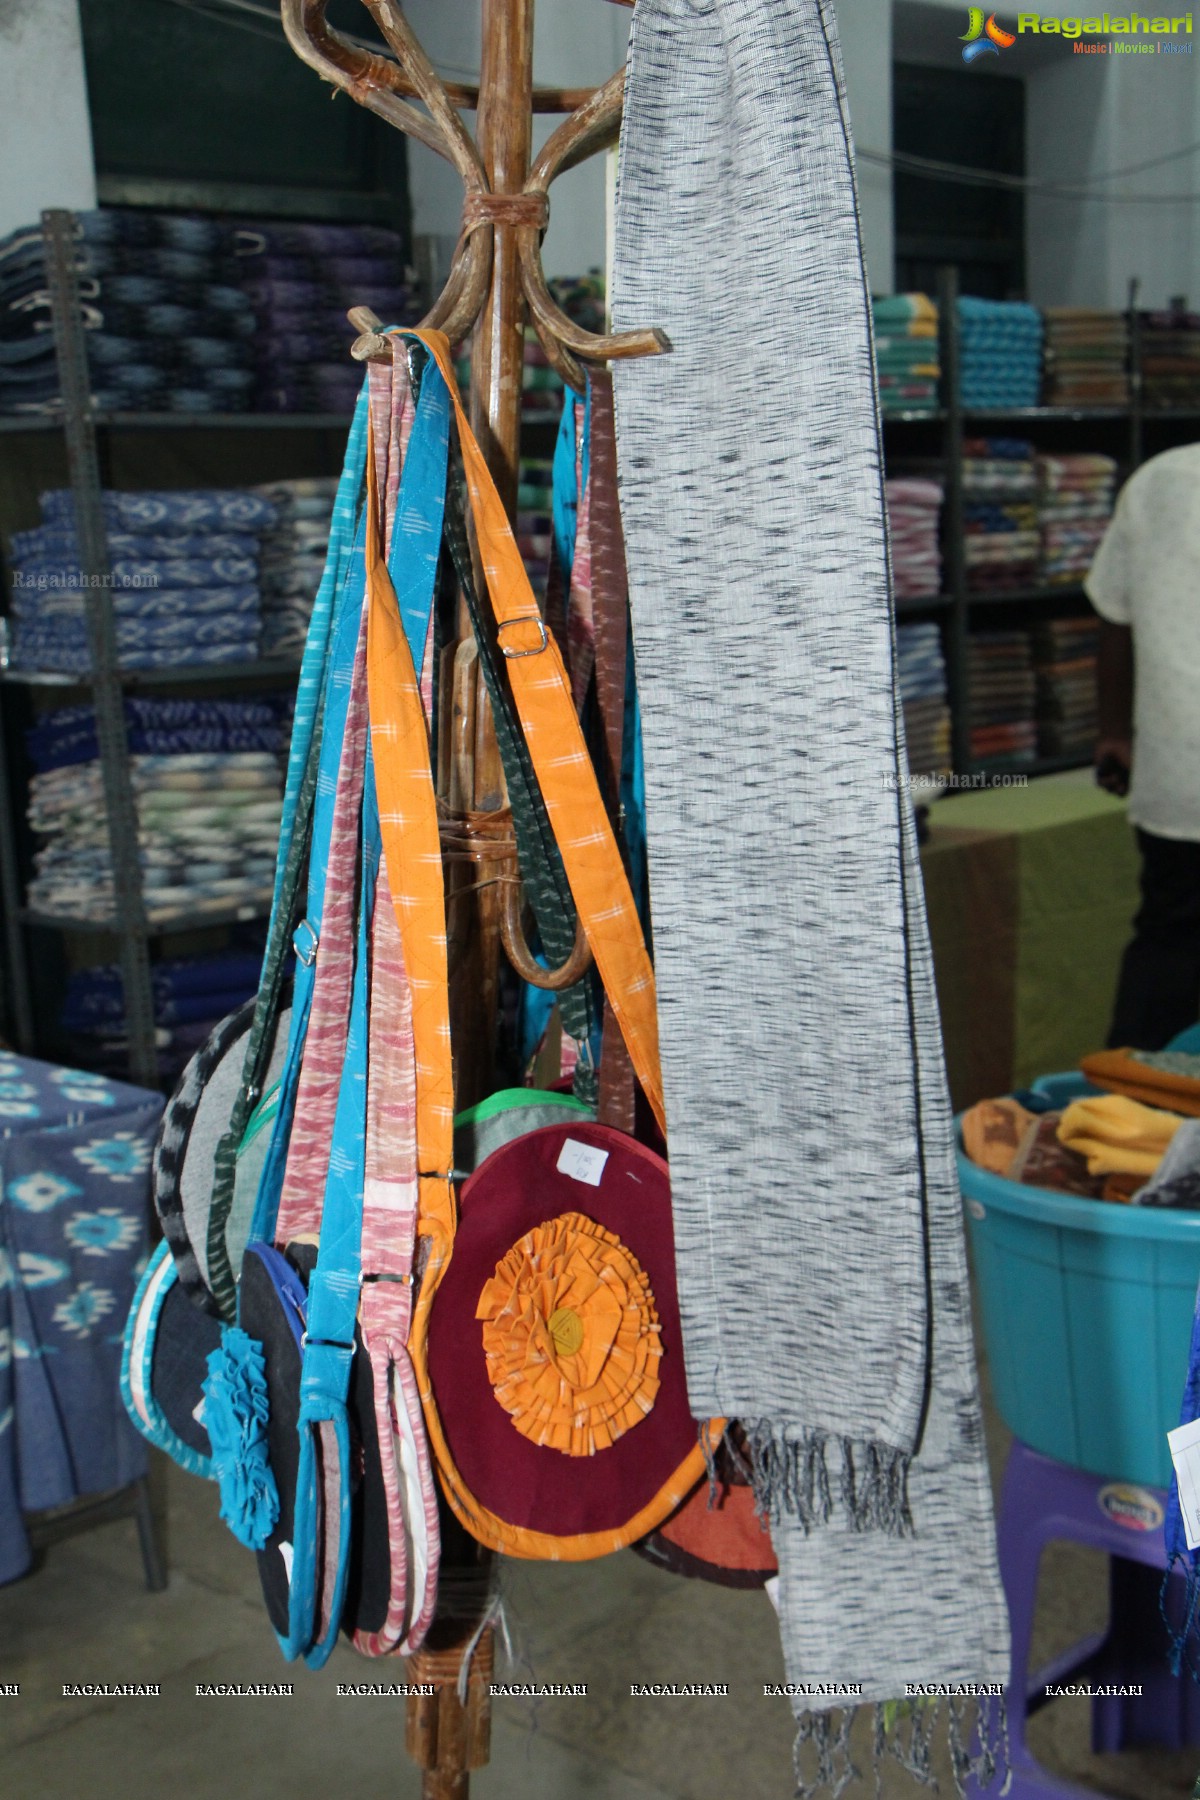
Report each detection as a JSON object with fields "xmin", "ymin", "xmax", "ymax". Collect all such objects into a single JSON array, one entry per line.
[{"xmin": 611, "ymin": 1, "xmax": 1009, "ymax": 1789}]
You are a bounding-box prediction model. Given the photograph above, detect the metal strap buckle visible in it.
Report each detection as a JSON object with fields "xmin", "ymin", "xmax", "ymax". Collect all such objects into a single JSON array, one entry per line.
[
  {"xmin": 497, "ymin": 616, "xmax": 549, "ymax": 658},
  {"xmin": 292, "ymin": 918, "xmax": 319, "ymax": 966}
]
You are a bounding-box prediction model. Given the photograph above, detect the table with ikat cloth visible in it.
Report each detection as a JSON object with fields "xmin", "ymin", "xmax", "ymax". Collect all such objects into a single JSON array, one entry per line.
[
  {"xmin": 921, "ymin": 769, "xmax": 1139, "ymax": 1108},
  {"xmin": 0, "ymin": 1052, "xmax": 162, "ymax": 1582}
]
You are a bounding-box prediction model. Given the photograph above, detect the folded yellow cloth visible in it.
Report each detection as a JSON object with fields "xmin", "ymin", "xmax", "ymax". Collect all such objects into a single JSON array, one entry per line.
[{"xmin": 1057, "ymin": 1093, "xmax": 1182, "ymax": 1177}]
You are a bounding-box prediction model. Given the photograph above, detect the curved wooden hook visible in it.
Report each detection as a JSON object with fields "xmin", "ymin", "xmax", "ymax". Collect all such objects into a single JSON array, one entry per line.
[
  {"xmin": 283, "ymin": 0, "xmax": 491, "ymax": 342},
  {"xmin": 519, "ymin": 69, "xmax": 671, "ymax": 373},
  {"xmin": 532, "ymin": 66, "xmax": 626, "ymax": 188},
  {"xmin": 499, "ymin": 883, "xmax": 594, "ymax": 991},
  {"xmin": 286, "ymin": 3, "xmax": 671, "ymax": 373},
  {"xmin": 282, "ymin": 0, "xmax": 453, "ymax": 164},
  {"xmin": 360, "ymin": 0, "xmax": 486, "ymax": 195},
  {"xmin": 422, "ymin": 231, "xmax": 492, "ymax": 343}
]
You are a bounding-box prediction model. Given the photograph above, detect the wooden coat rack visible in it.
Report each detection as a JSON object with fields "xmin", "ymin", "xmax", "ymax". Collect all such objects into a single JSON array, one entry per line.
[{"xmin": 281, "ymin": 3, "xmax": 664, "ymax": 1794}]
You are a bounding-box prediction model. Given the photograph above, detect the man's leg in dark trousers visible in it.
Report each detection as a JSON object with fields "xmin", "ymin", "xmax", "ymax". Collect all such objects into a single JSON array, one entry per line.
[{"xmin": 1109, "ymin": 828, "xmax": 1200, "ymax": 1048}]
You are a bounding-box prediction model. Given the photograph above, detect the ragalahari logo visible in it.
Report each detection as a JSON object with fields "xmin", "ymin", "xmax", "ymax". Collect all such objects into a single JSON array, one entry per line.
[{"xmin": 962, "ymin": 9, "xmax": 1018, "ymax": 57}]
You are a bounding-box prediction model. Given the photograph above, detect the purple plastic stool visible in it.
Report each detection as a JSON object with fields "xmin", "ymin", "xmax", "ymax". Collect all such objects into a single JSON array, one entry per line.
[{"xmin": 966, "ymin": 1440, "xmax": 1200, "ymax": 1799}]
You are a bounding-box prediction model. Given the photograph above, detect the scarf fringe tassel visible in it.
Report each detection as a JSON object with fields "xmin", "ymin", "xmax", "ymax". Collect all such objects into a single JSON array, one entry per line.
[
  {"xmin": 746, "ymin": 1422, "xmax": 915, "ymax": 1536},
  {"xmin": 793, "ymin": 1696, "xmax": 1012, "ymax": 1800}
]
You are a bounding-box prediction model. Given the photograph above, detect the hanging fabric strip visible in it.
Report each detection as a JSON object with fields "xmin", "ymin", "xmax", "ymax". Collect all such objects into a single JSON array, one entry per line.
[
  {"xmin": 290, "ymin": 751, "xmax": 377, "ymax": 1670},
  {"xmin": 272, "ymin": 383, "xmax": 369, "ymax": 924},
  {"xmin": 565, "ymin": 388, "xmax": 595, "ymax": 714},
  {"xmin": 365, "ymin": 408, "xmax": 456, "ymax": 1263},
  {"xmin": 251, "ymin": 466, "xmax": 371, "ymax": 1249},
  {"xmin": 274, "ymin": 610, "xmax": 370, "ymax": 1248},
  {"xmin": 350, "ymin": 347, "xmax": 449, "ymax": 1658},
  {"xmin": 610, "ymin": 0, "xmax": 1009, "ymax": 1781},
  {"xmin": 273, "ymin": 602, "xmax": 370, "ymax": 1663},
  {"xmin": 398, "ymin": 333, "xmax": 665, "ymax": 1134},
  {"xmin": 440, "ymin": 446, "xmax": 598, "ymax": 1080}
]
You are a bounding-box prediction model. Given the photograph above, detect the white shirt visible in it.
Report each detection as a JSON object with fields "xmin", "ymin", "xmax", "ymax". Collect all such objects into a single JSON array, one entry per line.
[{"xmin": 1085, "ymin": 443, "xmax": 1200, "ymax": 841}]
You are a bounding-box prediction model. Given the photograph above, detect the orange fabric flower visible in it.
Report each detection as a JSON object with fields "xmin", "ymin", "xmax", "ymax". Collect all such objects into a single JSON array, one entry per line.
[{"xmin": 475, "ymin": 1211, "xmax": 663, "ymax": 1456}]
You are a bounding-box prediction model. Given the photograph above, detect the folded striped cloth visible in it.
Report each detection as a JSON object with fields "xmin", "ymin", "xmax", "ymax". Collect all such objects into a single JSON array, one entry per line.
[
  {"xmin": 37, "ymin": 487, "xmax": 278, "ymax": 533},
  {"xmin": 26, "ymin": 744, "xmax": 284, "ymax": 923}
]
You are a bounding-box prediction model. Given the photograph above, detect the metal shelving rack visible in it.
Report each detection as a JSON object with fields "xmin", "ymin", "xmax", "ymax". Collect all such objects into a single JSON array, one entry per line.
[
  {"xmin": 883, "ymin": 265, "xmax": 1200, "ymax": 784},
  {"xmin": 0, "ymin": 210, "xmax": 315, "ymax": 1084}
]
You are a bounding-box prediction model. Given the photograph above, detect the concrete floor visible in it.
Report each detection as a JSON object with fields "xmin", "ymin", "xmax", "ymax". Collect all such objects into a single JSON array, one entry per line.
[{"xmin": 1, "ymin": 1387, "xmax": 1198, "ymax": 1798}]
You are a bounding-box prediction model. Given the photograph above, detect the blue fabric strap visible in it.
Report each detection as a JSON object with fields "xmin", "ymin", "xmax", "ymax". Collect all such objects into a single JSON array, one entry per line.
[
  {"xmin": 250, "ymin": 501, "xmax": 369, "ymax": 1247},
  {"xmin": 392, "ymin": 357, "xmax": 450, "ymax": 658},
  {"xmin": 552, "ymin": 388, "xmax": 581, "ymax": 575},
  {"xmin": 285, "ymin": 743, "xmax": 378, "ymax": 1667},
  {"xmin": 283, "ymin": 362, "xmax": 452, "ymax": 1665},
  {"xmin": 270, "ymin": 383, "xmax": 369, "ymax": 911}
]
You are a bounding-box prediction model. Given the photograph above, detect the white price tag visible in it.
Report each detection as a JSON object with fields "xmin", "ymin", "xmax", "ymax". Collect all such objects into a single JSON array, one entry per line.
[
  {"xmin": 279, "ymin": 1541, "xmax": 294, "ymax": 1583},
  {"xmin": 556, "ymin": 1138, "xmax": 609, "ymax": 1187},
  {"xmin": 1168, "ymin": 1418, "xmax": 1200, "ymax": 1551}
]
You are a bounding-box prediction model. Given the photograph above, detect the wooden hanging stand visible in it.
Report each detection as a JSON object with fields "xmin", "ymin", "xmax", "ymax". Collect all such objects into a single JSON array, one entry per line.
[{"xmin": 282, "ymin": 4, "xmax": 667, "ymax": 1795}]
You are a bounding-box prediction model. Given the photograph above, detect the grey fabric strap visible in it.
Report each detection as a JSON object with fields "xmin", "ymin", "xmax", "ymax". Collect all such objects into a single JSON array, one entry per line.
[
  {"xmin": 611, "ymin": 0, "xmax": 1009, "ymax": 1749},
  {"xmin": 206, "ymin": 702, "xmax": 323, "ymax": 1319}
]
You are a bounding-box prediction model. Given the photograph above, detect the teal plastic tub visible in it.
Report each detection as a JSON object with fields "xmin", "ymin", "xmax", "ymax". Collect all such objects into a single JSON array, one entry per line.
[{"xmin": 958, "ymin": 1073, "xmax": 1200, "ymax": 1489}]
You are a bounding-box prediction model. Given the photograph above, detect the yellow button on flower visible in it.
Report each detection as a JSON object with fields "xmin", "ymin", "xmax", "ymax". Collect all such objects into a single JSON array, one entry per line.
[{"xmin": 548, "ymin": 1306, "xmax": 584, "ymax": 1357}]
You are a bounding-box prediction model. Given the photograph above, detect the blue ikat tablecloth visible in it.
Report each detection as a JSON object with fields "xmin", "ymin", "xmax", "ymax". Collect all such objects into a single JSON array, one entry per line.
[{"xmin": 0, "ymin": 1052, "xmax": 162, "ymax": 1583}]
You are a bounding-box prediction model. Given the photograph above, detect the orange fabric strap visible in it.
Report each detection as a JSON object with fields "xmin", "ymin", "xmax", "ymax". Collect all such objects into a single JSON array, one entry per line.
[
  {"xmin": 363, "ymin": 428, "xmax": 455, "ymax": 1258},
  {"xmin": 404, "ymin": 328, "xmax": 666, "ymax": 1140}
]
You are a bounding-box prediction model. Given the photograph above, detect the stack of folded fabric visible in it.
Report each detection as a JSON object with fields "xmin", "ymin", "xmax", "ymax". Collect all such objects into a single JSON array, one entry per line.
[
  {"xmin": 60, "ymin": 939, "xmax": 269, "ymax": 1081},
  {"xmin": 1139, "ymin": 309, "xmax": 1200, "ymax": 410},
  {"xmin": 885, "ymin": 477, "xmax": 943, "ymax": 598},
  {"xmin": 231, "ymin": 218, "xmax": 421, "ymax": 414},
  {"xmin": 521, "ymin": 330, "xmax": 565, "ymax": 423},
  {"xmin": 967, "ymin": 629, "xmax": 1037, "ymax": 767},
  {"xmin": 958, "ymin": 298, "xmax": 1043, "ymax": 410},
  {"xmin": 962, "ymin": 437, "xmax": 1039, "ymax": 593},
  {"xmin": 24, "ymin": 693, "xmax": 292, "ymax": 770},
  {"xmin": 517, "ymin": 454, "xmax": 556, "ymax": 594},
  {"xmin": 1042, "ymin": 309, "xmax": 1129, "ymax": 407},
  {"xmin": 1031, "ymin": 614, "xmax": 1099, "ymax": 761},
  {"xmin": 547, "ymin": 271, "xmax": 606, "ymax": 336},
  {"xmin": 0, "ymin": 208, "xmax": 423, "ymax": 416},
  {"xmin": 251, "ymin": 477, "xmax": 338, "ymax": 657},
  {"xmin": 24, "ymin": 694, "xmax": 290, "ymax": 924},
  {"xmin": 1036, "ymin": 452, "xmax": 1118, "ymax": 587},
  {"xmin": 5, "ymin": 487, "xmax": 278, "ymax": 673},
  {"xmin": 896, "ymin": 622, "xmax": 952, "ymax": 778},
  {"xmin": 872, "ymin": 293, "xmax": 940, "ymax": 414},
  {"xmin": 0, "ymin": 210, "xmax": 259, "ymax": 415},
  {"xmin": 0, "ymin": 222, "xmax": 63, "ymax": 412}
]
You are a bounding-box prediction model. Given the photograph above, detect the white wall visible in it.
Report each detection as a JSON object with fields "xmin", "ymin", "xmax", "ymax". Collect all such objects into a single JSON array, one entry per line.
[
  {"xmin": 0, "ymin": 0, "xmax": 96, "ymax": 239},
  {"xmin": 403, "ymin": 1, "xmax": 896, "ymax": 288},
  {"xmin": 893, "ymin": 0, "xmax": 1200, "ymax": 309},
  {"xmin": 834, "ymin": 0, "xmax": 895, "ymax": 291},
  {"xmin": 1027, "ymin": 49, "xmax": 1200, "ymax": 310}
]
